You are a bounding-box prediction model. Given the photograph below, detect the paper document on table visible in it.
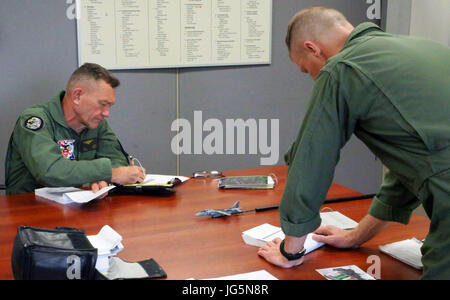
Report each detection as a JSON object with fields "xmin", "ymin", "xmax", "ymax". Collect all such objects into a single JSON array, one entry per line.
[
  {"xmin": 316, "ymin": 265, "xmax": 375, "ymax": 280},
  {"xmin": 242, "ymin": 224, "xmax": 324, "ymax": 254},
  {"xmin": 35, "ymin": 186, "xmax": 116, "ymax": 205},
  {"xmin": 320, "ymin": 211, "xmax": 359, "ymax": 229},
  {"xmin": 139, "ymin": 174, "xmax": 190, "ymax": 186},
  {"xmin": 242, "ymin": 211, "xmax": 358, "ymax": 253},
  {"xmin": 379, "ymin": 238, "xmax": 423, "ymax": 269},
  {"xmin": 203, "ymin": 270, "xmax": 278, "ymax": 280},
  {"xmin": 64, "ymin": 186, "xmax": 116, "ymax": 203},
  {"xmin": 35, "ymin": 187, "xmax": 83, "ymax": 204}
]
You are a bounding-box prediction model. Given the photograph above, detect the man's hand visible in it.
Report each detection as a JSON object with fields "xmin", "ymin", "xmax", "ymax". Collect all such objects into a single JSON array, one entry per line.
[
  {"xmin": 111, "ymin": 166, "xmax": 146, "ymax": 185},
  {"xmin": 90, "ymin": 181, "xmax": 109, "ymax": 199},
  {"xmin": 257, "ymin": 237, "xmax": 305, "ymax": 268},
  {"xmin": 312, "ymin": 226, "xmax": 359, "ymax": 249},
  {"xmin": 312, "ymin": 215, "xmax": 391, "ymax": 249}
]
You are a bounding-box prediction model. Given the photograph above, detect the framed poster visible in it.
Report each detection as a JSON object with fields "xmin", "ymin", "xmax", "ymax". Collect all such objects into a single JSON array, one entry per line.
[{"xmin": 76, "ymin": 0, "xmax": 272, "ymax": 69}]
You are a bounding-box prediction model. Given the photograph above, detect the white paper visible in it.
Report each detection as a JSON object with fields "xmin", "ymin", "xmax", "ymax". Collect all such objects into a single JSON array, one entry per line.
[
  {"xmin": 203, "ymin": 270, "xmax": 278, "ymax": 280},
  {"xmin": 379, "ymin": 238, "xmax": 423, "ymax": 269},
  {"xmin": 87, "ymin": 225, "xmax": 123, "ymax": 254},
  {"xmin": 242, "ymin": 211, "xmax": 358, "ymax": 253},
  {"xmin": 142, "ymin": 174, "xmax": 190, "ymax": 185},
  {"xmin": 63, "ymin": 185, "xmax": 116, "ymax": 204},
  {"xmin": 320, "ymin": 211, "xmax": 359, "ymax": 229},
  {"xmin": 87, "ymin": 225, "xmax": 124, "ymax": 273},
  {"xmin": 35, "ymin": 185, "xmax": 115, "ymax": 204},
  {"xmin": 95, "ymin": 256, "xmax": 111, "ymax": 274},
  {"xmin": 316, "ymin": 265, "xmax": 375, "ymax": 280},
  {"xmin": 242, "ymin": 224, "xmax": 324, "ymax": 254},
  {"xmin": 35, "ymin": 187, "xmax": 83, "ymax": 204}
]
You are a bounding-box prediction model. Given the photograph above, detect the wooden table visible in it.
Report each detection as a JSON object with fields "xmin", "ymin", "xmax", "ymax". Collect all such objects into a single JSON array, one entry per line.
[{"xmin": 0, "ymin": 166, "xmax": 429, "ymax": 280}]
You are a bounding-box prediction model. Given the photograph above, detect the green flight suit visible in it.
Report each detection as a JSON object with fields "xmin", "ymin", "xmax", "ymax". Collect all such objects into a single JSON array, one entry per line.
[
  {"xmin": 5, "ymin": 91, "xmax": 130, "ymax": 195},
  {"xmin": 280, "ymin": 23, "xmax": 450, "ymax": 279}
]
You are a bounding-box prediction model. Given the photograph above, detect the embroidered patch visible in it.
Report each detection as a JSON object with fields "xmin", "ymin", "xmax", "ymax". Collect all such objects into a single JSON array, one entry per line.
[
  {"xmin": 58, "ymin": 140, "xmax": 76, "ymax": 160},
  {"xmin": 81, "ymin": 138, "xmax": 98, "ymax": 152},
  {"xmin": 24, "ymin": 117, "xmax": 43, "ymax": 131}
]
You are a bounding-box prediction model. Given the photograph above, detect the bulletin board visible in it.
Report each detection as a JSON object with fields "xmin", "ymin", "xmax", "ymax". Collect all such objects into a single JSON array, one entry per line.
[{"xmin": 76, "ymin": 0, "xmax": 272, "ymax": 70}]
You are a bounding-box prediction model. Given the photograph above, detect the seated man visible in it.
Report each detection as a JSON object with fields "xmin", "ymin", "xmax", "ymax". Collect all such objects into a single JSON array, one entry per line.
[{"xmin": 5, "ymin": 63, "xmax": 145, "ymax": 195}]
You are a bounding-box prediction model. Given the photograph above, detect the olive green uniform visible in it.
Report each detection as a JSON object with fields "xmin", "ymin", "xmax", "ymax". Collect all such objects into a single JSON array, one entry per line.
[
  {"xmin": 280, "ymin": 23, "xmax": 450, "ymax": 279},
  {"xmin": 5, "ymin": 91, "xmax": 129, "ymax": 195}
]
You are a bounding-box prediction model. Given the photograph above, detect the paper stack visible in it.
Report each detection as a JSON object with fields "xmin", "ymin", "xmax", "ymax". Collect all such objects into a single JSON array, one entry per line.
[
  {"xmin": 319, "ymin": 211, "xmax": 359, "ymax": 229},
  {"xmin": 87, "ymin": 225, "xmax": 124, "ymax": 273},
  {"xmin": 379, "ymin": 238, "xmax": 423, "ymax": 269},
  {"xmin": 35, "ymin": 186, "xmax": 116, "ymax": 205},
  {"xmin": 242, "ymin": 211, "xmax": 359, "ymax": 254},
  {"xmin": 242, "ymin": 224, "xmax": 324, "ymax": 254}
]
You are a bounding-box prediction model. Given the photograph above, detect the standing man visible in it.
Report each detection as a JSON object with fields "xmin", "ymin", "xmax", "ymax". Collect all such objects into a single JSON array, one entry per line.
[
  {"xmin": 5, "ymin": 63, "xmax": 145, "ymax": 195},
  {"xmin": 257, "ymin": 6, "xmax": 450, "ymax": 279}
]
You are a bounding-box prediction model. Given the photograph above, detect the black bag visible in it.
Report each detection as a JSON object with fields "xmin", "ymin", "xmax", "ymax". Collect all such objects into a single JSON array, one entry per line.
[{"xmin": 11, "ymin": 226, "xmax": 98, "ymax": 280}]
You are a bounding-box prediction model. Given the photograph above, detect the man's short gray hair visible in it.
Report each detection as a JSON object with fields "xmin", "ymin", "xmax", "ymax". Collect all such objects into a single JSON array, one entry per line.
[
  {"xmin": 286, "ymin": 6, "xmax": 350, "ymax": 51},
  {"xmin": 67, "ymin": 63, "xmax": 120, "ymax": 92}
]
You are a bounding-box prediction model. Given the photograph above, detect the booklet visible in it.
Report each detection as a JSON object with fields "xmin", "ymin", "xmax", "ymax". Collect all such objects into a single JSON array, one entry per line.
[
  {"xmin": 218, "ymin": 176, "xmax": 275, "ymax": 189},
  {"xmin": 316, "ymin": 265, "xmax": 375, "ymax": 280}
]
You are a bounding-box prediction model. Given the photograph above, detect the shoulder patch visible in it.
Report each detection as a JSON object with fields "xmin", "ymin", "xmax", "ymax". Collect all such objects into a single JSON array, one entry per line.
[{"xmin": 24, "ymin": 116, "xmax": 44, "ymax": 131}]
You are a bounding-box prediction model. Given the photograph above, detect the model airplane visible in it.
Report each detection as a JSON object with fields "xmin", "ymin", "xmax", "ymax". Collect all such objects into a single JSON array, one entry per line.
[{"xmin": 195, "ymin": 201, "xmax": 242, "ymax": 218}]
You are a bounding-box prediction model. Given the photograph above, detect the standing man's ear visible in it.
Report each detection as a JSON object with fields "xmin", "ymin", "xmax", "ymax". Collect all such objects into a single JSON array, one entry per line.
[
  {"xmin": 71, "ymin": 88, "xmax": 83, "ymax": 105},
  {"xmin": 303, "ymin": 41, "xmax": 322, "ymax": 57}
]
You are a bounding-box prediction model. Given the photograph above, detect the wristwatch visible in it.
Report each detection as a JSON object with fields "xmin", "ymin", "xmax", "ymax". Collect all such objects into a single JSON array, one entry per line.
[{"xmin": 280, "ymin": 239, "xmax": 306, "ymax": 261}]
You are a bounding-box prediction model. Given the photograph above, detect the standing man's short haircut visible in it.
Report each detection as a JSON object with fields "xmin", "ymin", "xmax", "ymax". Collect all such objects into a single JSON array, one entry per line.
[
  {"xmin": 285, "ymin": 6, "xmax": 350, "ymax": 51},
  {"xmin": 67, "ymin": 63, "xmax": 120, "ymax": 92}
]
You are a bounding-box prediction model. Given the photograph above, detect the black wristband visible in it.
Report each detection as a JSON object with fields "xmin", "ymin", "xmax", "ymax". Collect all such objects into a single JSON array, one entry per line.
[{"xmin": 280, "ymin": 239, "xmax": 306, "ymax": 261}]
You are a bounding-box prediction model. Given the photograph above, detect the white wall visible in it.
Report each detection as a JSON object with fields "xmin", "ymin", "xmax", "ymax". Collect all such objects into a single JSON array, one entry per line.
[
  {"xmin": 387, "ymin": 0, "xmax": 450, "ymax": 46},
  {"xmin": 410, "ymin": 0, "xmax": 450, "ymax": 46},
  {"xmin": 386, "ymin": 0, "xmax": 412, "ymax": 35}
]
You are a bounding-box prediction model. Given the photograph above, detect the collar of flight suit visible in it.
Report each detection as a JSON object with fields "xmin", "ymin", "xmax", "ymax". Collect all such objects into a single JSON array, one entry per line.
[
  {"xmin": 46, "ymin": 91, "xmax": 73, "ymax": 130},
  {"xmin": 343, "ymin": 22, "xmax": 384, "ymax": 49},
  {"xmin": 318, "ymin": 22, "xmax": 383, "ymax": 79}
]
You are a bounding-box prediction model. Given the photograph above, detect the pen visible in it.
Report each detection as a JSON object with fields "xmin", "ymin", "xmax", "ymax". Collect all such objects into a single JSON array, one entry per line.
[
  {"xmin": 241, "ymin": 194, "xmax": 377, "ymax": 214},
  {"xmin": 324, "ymin": 193, "xmax": 376, "ymax": 203},
  {"xmin": 240, "ymin": 205, "xmax": 280, "ymax": 214},
  {"xmin": 129, "ymin": 155, "xmax": 145, "ymax": 170}
]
